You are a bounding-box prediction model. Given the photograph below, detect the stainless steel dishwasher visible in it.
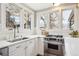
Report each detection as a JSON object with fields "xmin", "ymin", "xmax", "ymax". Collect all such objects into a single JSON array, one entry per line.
[{"xmin": 0, "ymin": 47, "xmax": 9, "ymax": 56}]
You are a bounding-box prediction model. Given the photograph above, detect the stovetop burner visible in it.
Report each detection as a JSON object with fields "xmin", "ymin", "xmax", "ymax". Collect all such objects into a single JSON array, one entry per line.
[{"xmin": 47, "ymin": 35, "xmax": 63, "ymax": 38}]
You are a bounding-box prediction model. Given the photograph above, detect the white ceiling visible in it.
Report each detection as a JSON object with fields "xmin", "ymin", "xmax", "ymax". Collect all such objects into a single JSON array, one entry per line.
[
  {"xmin": 24, "ymin": 3, "xmax": 53, "ymax": 11},
  {"xmin": 22, "ymin": 3, "xmax": 76, "ymax": 11}
]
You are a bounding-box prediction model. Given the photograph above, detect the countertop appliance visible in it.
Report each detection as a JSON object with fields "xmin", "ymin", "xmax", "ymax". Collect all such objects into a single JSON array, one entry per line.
[
  {"xmin": 0, "ymin": 47, "xmax": 9, "ymax": 56},
  {"xmin": 44, "ymin": 35, "xmax": 64, "ymax": 56}
]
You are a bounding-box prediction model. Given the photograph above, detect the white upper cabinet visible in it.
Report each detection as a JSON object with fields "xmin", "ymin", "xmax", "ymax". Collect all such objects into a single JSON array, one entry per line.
[
  {"xmin": 62, "ymin": 9, "xmax": 74, "ymax": 30},
  {"xmin": 6, "ymin": 3, "xmax": 21, "ymax": 30},
  {"xmin": 49, "ymin": 11, "xmax": 59, "ymax": 29},
  {"xmin": 0, "ymin": 3, "xmax": 35, "ymax": 40},
  {"xmin": 36, "ymin": 4, "xmax": 78, "ymax": 35},
  {"xmin": 0, "ymin": 4, "xmax": 1, "ymax": 30},
  {"xmin": 0, "ymin": 3, "xmax": 1, "ymax": 24},
  {"xmin": 23, "ymin": 10, "xmax": 32, "ymax": 30},
  {"xmin": 39, "ymin": 16, "xmax": 47, "ymax": 30}
]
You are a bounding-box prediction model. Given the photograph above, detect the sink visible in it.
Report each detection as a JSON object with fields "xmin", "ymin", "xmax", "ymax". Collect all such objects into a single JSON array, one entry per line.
[
  {"xmin": 22, "ymin": 37, "xmax": 28, "ymax": 40},
  {"xmin": 8, "ymin": 37, "xmax": 28, "ymax": 43},
  {"xmin": 8, "ymin": 38, "xmax": 22, "ymax": 43}
]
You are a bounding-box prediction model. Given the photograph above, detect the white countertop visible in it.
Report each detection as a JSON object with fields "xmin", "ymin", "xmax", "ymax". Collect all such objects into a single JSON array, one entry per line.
[
  {"xmin": 64, "ymin": 36, "xmax": 79, "ymax": 39},
  {"xmin": 0, "ymin": 41, "xmax": 12, "ymax": 48},
  {"xmin": 0, "ymin": 35, "xmax": 45, "ymax": 49}
]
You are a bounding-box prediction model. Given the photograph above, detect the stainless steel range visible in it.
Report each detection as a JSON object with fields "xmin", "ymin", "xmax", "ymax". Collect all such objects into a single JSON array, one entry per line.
[{"xmin": 44, "ymin": 35, "xmax": 64, "ymax": 56}]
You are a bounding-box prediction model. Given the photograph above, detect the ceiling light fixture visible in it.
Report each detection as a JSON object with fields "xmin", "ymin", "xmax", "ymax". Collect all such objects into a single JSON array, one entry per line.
[
  {"xmin": 76, "ymin": 3, "xmax": 79, "ymax": 8},
  {"xmin": 52, "ymin": 3, "xmax": 60, "ymax": 6},
  {"xmin": 78, "ymin": 3, "xmax": 79, "ymax": 7}
]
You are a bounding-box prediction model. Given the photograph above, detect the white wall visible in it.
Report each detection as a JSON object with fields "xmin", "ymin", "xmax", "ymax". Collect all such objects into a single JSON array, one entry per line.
[
  {"xmin": 0, "ymin": 3, "xmax": 35, "ymax": 41},
  {"xmin": 36, "ymin": 4, "xmax": 78, "ymax": 36},
  {"xmin": 76, "ymin": 8, "xmax": 79, "ymax": 31}
]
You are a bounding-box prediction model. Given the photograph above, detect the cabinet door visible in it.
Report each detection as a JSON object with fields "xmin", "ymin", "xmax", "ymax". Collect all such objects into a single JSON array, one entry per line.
[
  {"xmin": 15, "ymin": 46, "xmax": 22, "ymax": 56},
  {"xmin": 9, "ymin": 42, "xmax": 25, "ymax": 56},
  {"xmin": 15, "ymin": 43, "xmax": 25, "ymax": 56},
  {"xmin": 70, "ymin": 39, "xmax": 79, "ymax": 56},
  {"xmin": 64, "ymin": 38, "xmax": 71, "ymax": 56},
  {"xmin": 34, "ymin": 38, "xmax": 38, "ymax": 55},
  {"xmin": 30, "ymin": 39, "xmax": 35, "ymax": 56},
  {"xmin": 25, "ymin": 45, "xmax": 31, "ymax": 56},
  {"xmin": 25, "ymin": 39, "xmax": 35, "ymax": 56},
  {"xmin": 38, "ymin": 37, "xmax": 44, "ymax": 55}
]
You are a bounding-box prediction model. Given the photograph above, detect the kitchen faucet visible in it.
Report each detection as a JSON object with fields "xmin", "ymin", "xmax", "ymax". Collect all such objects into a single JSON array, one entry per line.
[
  {"xmin": 14, "ymin": 25, "xmax": 18, "ymax": 39},
  {"xmin": 14, "ymin": 27, "xmax": 16, "ymax": 39},
  {"xmin": 14, "ymin": 25, "xmax": 22, "ymax": 39}
]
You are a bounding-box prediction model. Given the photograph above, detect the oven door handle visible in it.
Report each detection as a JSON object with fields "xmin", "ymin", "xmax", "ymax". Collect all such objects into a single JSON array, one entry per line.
[{"xmin": 44, "ymin": 40, "xmax": 63, "ymax": 45}]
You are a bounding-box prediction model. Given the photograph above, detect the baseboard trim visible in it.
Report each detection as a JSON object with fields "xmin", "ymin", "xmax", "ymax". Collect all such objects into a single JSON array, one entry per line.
[{"xmin": 37, "ymin": 54, "xmax": 43, "ymax": 56}]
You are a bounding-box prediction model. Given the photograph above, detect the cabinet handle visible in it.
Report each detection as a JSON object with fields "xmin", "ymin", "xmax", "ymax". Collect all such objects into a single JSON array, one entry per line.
[{"xmin": 16, "ymin": 45, "xmax": 21, "ymax": 48}]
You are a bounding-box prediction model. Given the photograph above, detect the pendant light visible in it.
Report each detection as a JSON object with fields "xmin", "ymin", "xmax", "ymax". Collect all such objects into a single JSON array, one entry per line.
[{"xmin": 52, "ymin": 3, "xmax": 61, "ymax": 6}]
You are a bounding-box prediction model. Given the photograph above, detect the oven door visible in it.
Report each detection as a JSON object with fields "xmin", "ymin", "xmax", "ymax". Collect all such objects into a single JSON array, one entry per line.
[{"xmin": 48, "ymin": 42, "xmax": 63, "ymax": 55}]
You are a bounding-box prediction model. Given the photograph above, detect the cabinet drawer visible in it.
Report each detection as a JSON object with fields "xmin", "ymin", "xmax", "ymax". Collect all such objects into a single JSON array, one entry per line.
[
  {"xmin": 30, "ymin": 39, "xmax": 34, "ymax": 44},
  {"xmin": 9, "ymin": 43, "xmax": 22, "ymax": 53},
  {"xmin": 9, "ymin": 51, "xmax": 16, "ymax": 56},
  {"xmin": 26, "ymin": 39, "xmax": 34, "ymax": 45},
  {"xmin": 9, "ymin": 46, "xmax": 16, "ymax": 53}
]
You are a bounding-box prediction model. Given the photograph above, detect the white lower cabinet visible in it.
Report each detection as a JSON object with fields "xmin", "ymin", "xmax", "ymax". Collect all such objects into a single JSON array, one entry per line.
[
  {"xmin": 24, "ymin": 44, "xmax": 31, "ymax": 56},
  {"xmin": 64, "ymin": 37, "xmax": 79, "ymax": 56},
  {"xmin": 64, "ymin": 38, "xmax": 71, "ymax": 56},
  {"xmin": 9, "ymin": 42, "xmax": 25, "ymax": 56},
  {"xmin": 9, "ymin": 37, "xmax": 44, "ymax": 56},
  {"xmin": 25, "ymin": 39, "xmax": 35, "ymax": 56},
  {"xmin": 70, "ymin": 38, "xmax": 79, "ymax": 56},
  {"xmin": 30, "ymin": 39, "xmax": 36, "ymax": 56},
  {"xmin": 35, "ymin": 38, "xmax": 39, "ymax": 55},
  {"xmin": 38, "ymin": 37, "xmax": 44, "ymax": 55},
  {"xmin": 9, "ymin": 39, "xmax": 36, "ymax": 56}
]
